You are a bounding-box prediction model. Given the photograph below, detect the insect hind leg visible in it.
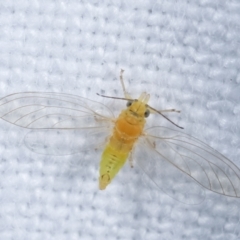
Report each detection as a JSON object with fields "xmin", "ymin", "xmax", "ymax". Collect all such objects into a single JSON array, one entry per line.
[{"xmin": 129, "ymin": 151, "xmax": 134, "ymax": 168}]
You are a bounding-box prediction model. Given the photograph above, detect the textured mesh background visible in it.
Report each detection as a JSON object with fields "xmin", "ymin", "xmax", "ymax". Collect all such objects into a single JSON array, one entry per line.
[{"xmin": 0, "ymin": 1, "xmax": 240, "ymax": 240}]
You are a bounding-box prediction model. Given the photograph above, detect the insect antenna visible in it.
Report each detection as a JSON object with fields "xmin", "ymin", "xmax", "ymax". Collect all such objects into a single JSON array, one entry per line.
[
  {"xmin": 96, "ymin": 93, "xmax": 132, "ymax": 101},
  {"xmin": 148, "ymin": 105, "xmax": 184, "ymax": 129}
]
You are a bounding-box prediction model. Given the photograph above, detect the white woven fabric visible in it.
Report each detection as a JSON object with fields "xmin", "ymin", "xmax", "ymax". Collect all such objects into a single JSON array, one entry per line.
[{"xmin": 0, "ymin": 0, "xmax": 240, "ymax": 239}]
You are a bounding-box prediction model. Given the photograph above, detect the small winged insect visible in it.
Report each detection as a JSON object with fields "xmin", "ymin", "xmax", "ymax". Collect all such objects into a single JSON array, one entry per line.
[{"xmin": 0, "ymin": 70, "xmax": 240, "ymax": 203}]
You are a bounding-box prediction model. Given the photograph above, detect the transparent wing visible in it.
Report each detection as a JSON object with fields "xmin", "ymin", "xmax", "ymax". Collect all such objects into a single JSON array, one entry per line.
[
  {"xmin": 0, "ymin": 92, "xmax": 114, "ymax": 129},
  {"xmin": 0, "ymin": 92, "xmax": 114, "ymax": 155},
  {"xmin": 136, "ymin": 126, "xmax": 240, "ymax": 203}
]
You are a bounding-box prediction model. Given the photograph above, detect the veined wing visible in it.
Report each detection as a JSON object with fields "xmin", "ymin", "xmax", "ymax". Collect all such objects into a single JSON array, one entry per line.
[
  {"xmin": 0, "ymin": 92, "xmax": 114, "ymax": 155},
  {"xmin": 0, "ymin": 92, "xmax": 114, "ymax": 129},
  {"xmin": 136, "ymin": 126, "xmax": 240, "ymax": 203}
]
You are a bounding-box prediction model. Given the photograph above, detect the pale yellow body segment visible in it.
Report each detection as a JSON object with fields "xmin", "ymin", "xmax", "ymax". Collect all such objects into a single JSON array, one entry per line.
[{"xmin": 99, "ymin": 94, "xmax": 149, "ymax": 190}]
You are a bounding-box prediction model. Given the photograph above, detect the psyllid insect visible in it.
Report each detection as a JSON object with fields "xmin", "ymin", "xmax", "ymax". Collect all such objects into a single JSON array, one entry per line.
[
  {"xmin": 97, "ymin": 70, "xmax": 183, "ymax": 190},
  {"xmin": 0, "ymin": 70, "xmax": 240, "ymax": 200}
]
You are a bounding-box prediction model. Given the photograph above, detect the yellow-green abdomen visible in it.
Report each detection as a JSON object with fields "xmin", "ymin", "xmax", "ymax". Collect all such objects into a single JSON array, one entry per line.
[
  {"xmin": 99, "ymin": 109, "xmax": 145, "ymax": 190},
  {"xmin": 99, "ymin": 144, "xmax": 129, "ymax": 190}
]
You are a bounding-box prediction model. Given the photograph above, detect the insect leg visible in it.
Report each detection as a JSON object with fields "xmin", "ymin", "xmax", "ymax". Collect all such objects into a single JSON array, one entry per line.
[
  {"xmin": 120, "ymin": 69, "xmax": 132, "ymax": 99},
  {"xmin": 94, "ymin": 135, "xmax": 110, "ymax": 151},
  {"xmin": 129, "ymin": 151, "xmax": 134, "ymax": 168}
]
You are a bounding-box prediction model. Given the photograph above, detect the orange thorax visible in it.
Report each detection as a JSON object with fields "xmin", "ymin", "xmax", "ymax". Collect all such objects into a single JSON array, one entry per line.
[{"xmin": 109, "ymin": 109, "xmax": 146, "ymax": 152}]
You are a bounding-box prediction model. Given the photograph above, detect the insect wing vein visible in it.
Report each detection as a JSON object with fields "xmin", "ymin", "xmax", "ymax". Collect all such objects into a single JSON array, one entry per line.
[{"xmin": 138, "ymin": 126, "xmax": 240, "ymax": 199}]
